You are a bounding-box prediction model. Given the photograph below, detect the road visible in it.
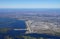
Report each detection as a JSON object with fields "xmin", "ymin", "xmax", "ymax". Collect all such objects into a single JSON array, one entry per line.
[{"xmin": 25, "ymin": 20, "xmax": 32, "ymax": 33}]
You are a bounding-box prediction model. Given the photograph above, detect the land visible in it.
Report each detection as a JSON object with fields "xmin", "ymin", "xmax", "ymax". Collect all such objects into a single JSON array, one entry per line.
[{"xmin": 0, "ymin": 9, "xmax": 60, "ymax": 36}]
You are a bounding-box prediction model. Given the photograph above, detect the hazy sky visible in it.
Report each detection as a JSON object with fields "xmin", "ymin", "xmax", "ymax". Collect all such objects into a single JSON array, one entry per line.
[{"xmin": 0, "ymin": 0, "xmax": 60, "ymax": 8}]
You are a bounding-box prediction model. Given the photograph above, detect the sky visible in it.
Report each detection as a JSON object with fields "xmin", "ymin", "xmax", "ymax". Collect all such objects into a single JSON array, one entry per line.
[{"xmin": 0, "ymin": 0, "xmax": 60, "ymax": 8}]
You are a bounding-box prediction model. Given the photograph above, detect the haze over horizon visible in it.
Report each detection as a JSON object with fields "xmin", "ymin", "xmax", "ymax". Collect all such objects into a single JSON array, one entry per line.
[{"xmin": 0, "ymin": 0, "xmax": 60, "ymax": 8}]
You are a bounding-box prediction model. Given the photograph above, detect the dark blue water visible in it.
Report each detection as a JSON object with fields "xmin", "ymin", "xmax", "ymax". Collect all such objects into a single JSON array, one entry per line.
[
  {"xmin": 0, "ymin": 18, "xmax": 26, "ymax": 29},
  {"xmin": 0, "ymin": 18, "xmax": 27, "ymax": 39},
  {"xmin": 25, "ymin": 33, "xmax": 60, "ymax": 39}
]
